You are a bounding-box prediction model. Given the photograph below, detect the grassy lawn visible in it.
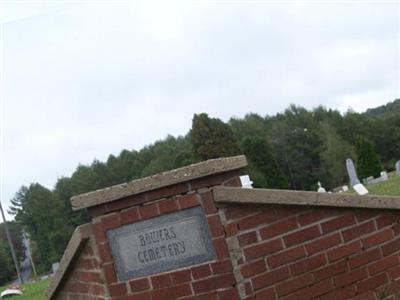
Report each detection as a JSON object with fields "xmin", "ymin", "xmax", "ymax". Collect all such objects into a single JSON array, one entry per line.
[
  {"xmin": 363, "ymin": 172, "xmax": 400, "ymax": 196},
  {"xmin": 0, "ymin": 278, "xmax": 50, "ymax": 300}
]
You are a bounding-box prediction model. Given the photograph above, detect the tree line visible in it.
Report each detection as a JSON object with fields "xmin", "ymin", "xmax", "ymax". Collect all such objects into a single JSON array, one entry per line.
[{"xmin": 5, "ymin": 99, "xmax": 400, "ymax": 277}]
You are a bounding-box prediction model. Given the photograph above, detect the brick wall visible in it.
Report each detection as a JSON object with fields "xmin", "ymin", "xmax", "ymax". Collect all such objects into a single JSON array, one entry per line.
[
  {"xmin": 87, "ymin": 174, "xmax": 242, "ymax": 300},
  {"xmin": 48, "ymin": 156, "xmax": 400, "ymax": 300},
  {"xmin": 220, "ymin": 204, "xmax": 400, "ymax": 300},
  {"xmin": 56, "ymin": 237, "xmax": 108, "ymax": 300}
]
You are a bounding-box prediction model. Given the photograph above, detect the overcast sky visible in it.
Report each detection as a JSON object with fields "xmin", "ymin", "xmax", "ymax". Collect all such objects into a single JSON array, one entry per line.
[{"xmin": 0, "ymin": 1, "xmax": 399, "ymax": 219}]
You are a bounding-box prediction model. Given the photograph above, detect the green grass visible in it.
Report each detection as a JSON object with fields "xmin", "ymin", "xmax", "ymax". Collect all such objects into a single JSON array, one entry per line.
[
  {"xmin": 363, "ymin": 172, "xmax": 400, "ymax": 196},
  {"xmin": 0, "ymin": 278, "xmax": 50, "ymax": 300}
]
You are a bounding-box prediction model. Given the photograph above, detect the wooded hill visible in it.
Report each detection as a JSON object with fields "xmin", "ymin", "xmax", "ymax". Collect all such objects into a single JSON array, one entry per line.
[{"xmin": 7, "ymin": 99, "xmax": 400, "ymax": 277}]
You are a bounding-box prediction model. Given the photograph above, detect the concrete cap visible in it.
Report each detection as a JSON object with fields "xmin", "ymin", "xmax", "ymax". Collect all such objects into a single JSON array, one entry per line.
[
  {"xmin": 46, "ymin": 224, "xmax": 92, "ymax": 300},
  {"xmin": 213, "ymin": 187, "xmax": 400, "ymax": 210},
  {"xmin": 71, "ymin": 155, "xmax": 247, "ymax": 211}
]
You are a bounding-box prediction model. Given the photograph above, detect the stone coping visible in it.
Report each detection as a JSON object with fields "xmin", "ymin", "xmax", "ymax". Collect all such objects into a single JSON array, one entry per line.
[
  {"xmin": 71, "ymin": 155, "xmax": 247, "ymax": 211},
  {"xmin": 46, "ymin": 224, "xmax": 92, "ymax": 300},
  {"xmin": 213, "ymin": 187, "xmax": 400, "ymax": 210}
]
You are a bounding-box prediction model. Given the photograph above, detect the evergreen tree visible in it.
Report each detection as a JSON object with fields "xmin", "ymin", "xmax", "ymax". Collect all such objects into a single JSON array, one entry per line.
[
  {"xmin": 356, "ymin": 138, "xmax": 382, "ymax": 179},
  {"xmin": 190, "ymin": 113, "xmax": 242, "ymax": 160},
  {"xmin": 241, "ymin": 137, "xmax": 288, "ymax": 189}
]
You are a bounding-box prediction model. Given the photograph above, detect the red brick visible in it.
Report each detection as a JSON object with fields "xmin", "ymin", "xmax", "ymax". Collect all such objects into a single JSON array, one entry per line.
[
  {"xmin": 92, "ymin": 222, "xmax": 106, "ymax": 243},
  {"xmin": 120, "ymin": 207, "xmax": 139, "ymax": 225},
  {"xmin": 151, "ymin": 274, "xmax": 171, "ymax": 289},
  {"xmin": 241, "ymin": 259, "xmax": 267, "ymax": 278},
  {"xmin": 348, "ymin": 248, "xmax": 381, "ymax": 269},
  {"xmin": 74, "ymin": 271, "xmax": 102, "ymax": 283},
  {"xmin": 238, "ymin": 231, "xmax": 258, "ymax": 247},
  {"xmin": 290, "ymin": 254, "xmax": 326, "ymax": 276},
  {"xmin": 122, "ymin": 292, "xmax": 151, "ymax": 300},
  {"xmin": 82, "ymin": 244, "xmax": 94, "ymax": 257},
  {"xmin": 244, "ymin": 282, "xmax": 252, "ymax": 296},
  {"xmin": 382, "ymin": 238, "xmax": 400, "ymax": 256},
  {"xmin": 297, "ymin": 279, "xmax": 334, "ymax": 300},
  {"xmin": 298, "ymin": 209, "xmax": 330, "ymax": 226},
  {"xmin": 357, "ymin": 272, "xmax": 388, "ymax": 293},
  {"xmin": 377, "ymin": 280, "xmax": 400, "ymax": 297},
  {"xmin": 171, "ymin": 269, "xmax": 191, "ymax": 284},
  {"xmin": 244, "ymin": 239, "xmax": 284, "ymax": 260},
  {"xmin": 393, "ymin": 223, "xmax": 400, "ymax": 235},
  {"xmin": 146, "ymin": 183, "xmax": 188, "ymax": 202},
  {"xmin": 218, "ymin": 288, "xmax": 239, "ymax": 300},
  {"xmin": 238, "ymin": 211, "xmax": 278, "ymax": 230},
  {"xmin": 225, "ymin": 223, "xmax": 239, "ymax": 237},
  {"xmin": 139, "ymin": 203, "xmax": 159, "ymax": 219},
  {"xmin": 355, "ymin": 210, "xmax": 380, "ymax": 222},
  {"xmin": 320, "ymin": 285, "xmax": 357, "ymax": 300},
  {"xmin": 101, "ymin": 213, "xmax": 121, "ymax": 230},
  {"xmin": 368, "ymin": 254, "xmax": 399, "ymax": 275},
  {"xmin": 274, "ymin": 206, "xmax": 302, "ymax": 219},
  {"xmin": 200, "ymin": 191, "xmax": 217, "ymax": 214},
  {"xmin": 103, "ymin": 262, "xmax": 117, "ymax": 283},
  {"xmin": 342, "ymin": 221, "xmax": 376, "ymax": 241},
  {"xmin": 183, "ymin": 292, "xmax": 218, "ymax": 300},
  {"xmin": 109, "ymin": 283, "xmax": 127, "ymax": 297},
  {"xmin": 177, "ymin": 194, "xmax": 199, "ymax": 209},
  {"xmin": 151, "ymin": 283, "xmax": 192, "ymax": 300},
  {"xmin": 190, "ymin": 171, "xmax": 240, "ymax": 190},
  {"xmin": 362, "ymin": 228, "xmax": 394, "ymax": 248},
  {"xmin": 388, "ymin": 265, "xmax": 400, "ymax": 280},
  {"xmin": 267, "ymin": 246, "xmax": 306, "ymax": 269},
  {"xmin": 77, "ymin": 258, "xmax": 98, "ymax": 270},
  {"xmin": 321, "ymin": 214, "xmax": 356, "ymax": 234},
  {"xmin": 213, "ymin": 238, "xmax": 230, "ymax": 259},
  {"xmin": 252, "ymin": 266, "xmax": 290, "ymax": 290},
  {"xmin": 313, "ymin": 260, "xmax": 347, "ymax": 282},
  {"xmin": 207, "ymin": 215, "xmax": 225, "ymax": 237},
  {"xmin": 211, "ymin": 260, "xmax": 233, "ymax": 274},
  {"xmin": 192, "ymin": 274, "xmax": 234, "ymax": 294},
  {"xmin": 224, "ymin": 206, "xmax": 256, "ymax": 220},
  {"xmin": 259, "ymin": 217, "xmax": 298, "ymax": 240},
  {"xmin": 376, "ymin": 213, "xmax": 400, "ymax": 228},
  {"xmin": 191, "ymin": 264, "xmax": 212, "ymax": 279},
  {"xmin": 283, "ymin": 225, "xmax": 321, "ymax": 247},
  {"xmin": 98, "ymin": 243, "xmax": 112, "ymax": 263},
  {"xmin": 224, "ymin": 176, "xmax": 242, "ymax": 187},
  {"xmin": 305, "ymin": 233, "xmax": 342, "ymax": 255},
  {"xmin": 129, "ymin": 278, "xmax": 150, "ymax": 292},
  {"xmin": 327, "ymin": 240, "xmax": 362, "ymax": 262},
  {"xmin": 158, "ymin": 199, "xmax": 179, "ymax": 214},
  {"xmin": 254, "ymin": 288, "xmax": 276, "ymax": 300},
  {"xmin": 276, "ymin": 273, "xmax": 314, "ymax": 296},
  {"xmin": 334, "ymin": 267, "xmax": 368, "ymax": 287}
]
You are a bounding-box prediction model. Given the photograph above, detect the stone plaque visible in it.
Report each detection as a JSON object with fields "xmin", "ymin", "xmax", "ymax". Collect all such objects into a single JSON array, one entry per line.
[{"xmin": 107, "ymin": 206, "xmax": 216, "ymax": 281}]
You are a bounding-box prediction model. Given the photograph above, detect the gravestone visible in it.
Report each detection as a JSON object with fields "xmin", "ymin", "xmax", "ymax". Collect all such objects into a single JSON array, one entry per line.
[
  {"xmin": 107, "ymin": 206, "xmax": 216, "ymax": 281},
  {"xmin": 346, "ymin": 158, "xmax": 360, "ymax": 186},
  {"xmin": 380, "ymin": 171, "xmax": 389, "ymax": 181},
  {"xmin": 396, "ymin": 161, "xmax": 400, "ymax": 175}
]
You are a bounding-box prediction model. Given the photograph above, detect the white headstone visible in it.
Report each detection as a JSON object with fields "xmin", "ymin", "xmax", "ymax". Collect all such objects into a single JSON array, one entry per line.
[
  {"xmin": 317, "ymin": 181, "xmax": 326, "ymax": 193},
  {"xmin": 240, "ymin": 175, "xmax": 253, "ymax": 189},
  {"xmin": 346, "ymin": 158, "xmax": 360, "ymax": 186},
  {"xmin": 52, "ymin": 262, "xmax": 60, "ymax": 275},
  {"xmin": 396, "ymin": 161, "xmax": 400, "ymax": 175},
  {"xmin": 380, "ymin": 171, "xmax": 389, "ymax": 181},
  {"xmin": 342, "ymin": 185, "xmax": 349, "ymax": 192},
  {"xmin": 353, "ymin": 183, "xmax": 368, "ymax": 195}
]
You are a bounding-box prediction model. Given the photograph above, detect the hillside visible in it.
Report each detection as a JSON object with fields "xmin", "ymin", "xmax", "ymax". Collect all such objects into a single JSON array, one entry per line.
[{"xmin": 364, "ymin": 98, "xmax": 400, "ymax": 117}]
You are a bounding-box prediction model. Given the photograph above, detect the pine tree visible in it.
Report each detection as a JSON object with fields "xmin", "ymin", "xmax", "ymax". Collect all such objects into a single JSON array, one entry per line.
[
  {"xmin": 241, "ymin": 137, "xmax": 288, "ymax": 189},
  {"xmin": 356, "ymin": 138, "xmax": 382, "ymax": 179},
  {"xmin": 190, "ymin": 113, "xmax": 242, "ymax": 160}
]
